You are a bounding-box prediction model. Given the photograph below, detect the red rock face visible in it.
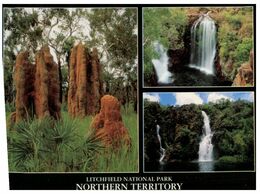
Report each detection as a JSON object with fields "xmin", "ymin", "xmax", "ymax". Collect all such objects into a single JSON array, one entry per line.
[
  {"xmin": 232, "ymin": 50, "xmax": 254, "ymax": 86},
  {"xmin": 34, "ymin": 46, "xmax": 61, "ymax": 119},
  {"xmin": 91, "ymin": 95, "xmax": 131, "ymax": 148},
  {"xmin": 14, "ymin": 52, "xmax": 35, "ymax": 122},
  {"xmin": 68, "ymin": 43, "xmax": 103, "ymax": 117}
]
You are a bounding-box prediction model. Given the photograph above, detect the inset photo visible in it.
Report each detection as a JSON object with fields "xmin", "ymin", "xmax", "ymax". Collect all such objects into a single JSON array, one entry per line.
[
  {"xmin": 4, "ymin": 7, "xmax": 138, "ymax": 173},
  {"xmin": 143, "ymin": 7, "xmax": 255, "ymax": 87},
  {"xmin": 143, "ymin": 92, "xmax": 255, "ymax": 172}
]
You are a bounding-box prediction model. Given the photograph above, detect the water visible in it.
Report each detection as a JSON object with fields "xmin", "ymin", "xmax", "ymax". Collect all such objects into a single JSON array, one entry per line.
[
  {"xmin": 156, "ymin": 124, "xmax": 166, "ymax": 163},
  {"xmin": 152, "ymin": 41, "xmax": 173, "ymax": 84},
  {"xmin": 190, "ymin": 14, "xmax": 216, "ymax": 75},
  {"xmin": 199, "ymin": 111, "xmax": 214, "ymax": 161},
  {"xmin": 157, "ymin": 65, "xmax": 232, "ymax": 86},
  {"xmin": 145, "ymin": 161, "xmax": 254, "ymax": 172}
]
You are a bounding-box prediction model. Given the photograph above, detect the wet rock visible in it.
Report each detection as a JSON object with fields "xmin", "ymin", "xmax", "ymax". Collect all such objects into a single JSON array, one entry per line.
[{"xmin": 167, "ymin": 48, "xmax": 189, "ymax": 71}]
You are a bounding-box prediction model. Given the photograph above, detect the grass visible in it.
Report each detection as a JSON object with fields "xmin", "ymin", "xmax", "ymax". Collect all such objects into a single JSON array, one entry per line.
[{"xmin": 6, "ymin": 104, "xmax": 138, "ymax": 172}]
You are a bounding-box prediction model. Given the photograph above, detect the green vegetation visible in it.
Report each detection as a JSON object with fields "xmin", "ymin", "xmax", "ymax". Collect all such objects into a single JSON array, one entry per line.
[
  {"xmin": 206, "ymin": 99, "xmax": 254, "ymax": 162},
  {"xmin": 7, "ymin": 107, "xmax": 138, "ymax": 172},
  {"xmin": 143, "ymin": 8, "xmax": 188, "ymax": 84},
  {"xmin": 144, "ymin": 99, "xmax": 254, "ymax": 164},
  {"xmin": 143, "ymin": 7, "xmax": 254, "ymax": 85},
  {"xmin": 217, "ymin": 8, "xmax": 253, "ymax": 80},
  {"xmin": 218, "ymin": 155, "xmax": 245, "ymax": 163},
  {"xmin": 3, "ymin": 8, "xmax": 137, "ymax": 107},
  {"xmin": 4, "ymin": 8, "xmax": 138, "ymax": 173}
]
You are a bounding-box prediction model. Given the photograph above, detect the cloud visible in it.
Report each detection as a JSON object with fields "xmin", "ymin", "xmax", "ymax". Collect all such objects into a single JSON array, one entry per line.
[
  {"xmin": 207, "ymin": 92, "xmax": 233, "ymax": 103},
  {"xmin": 143, "ymin": 93, "xmax": 160, "ymax": 102},
  {"xmin": 249, "ymin": 92, "xmax": 254, "ymax": 102},
  {"xmin": 175, "ymin": 92, "xmax": 203, "ymax": 105}
]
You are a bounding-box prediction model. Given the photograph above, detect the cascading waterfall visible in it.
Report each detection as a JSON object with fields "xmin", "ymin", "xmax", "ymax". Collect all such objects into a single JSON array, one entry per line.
[
  {"xmin": 199, "ymin": 111, "xmax": 214, "ymax": 162},
  {"xmin": 156, "ymin": 124, "xmax": 165, "ymax": 163},
  {"xmin": 152, "ymin": 41, "xmax": 173, "ymax": 84},
  {"xmin": 190, "ymin": 14, "xmax": 216, "ymax": 75}
]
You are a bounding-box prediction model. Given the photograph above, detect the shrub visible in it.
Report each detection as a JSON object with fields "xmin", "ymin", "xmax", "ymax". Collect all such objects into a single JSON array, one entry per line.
[
  {"xmin": 218, "ymin": 155, "xmax": 245, "ymax": 163},
  {"xmin": 234, "ymin": 38, "xmax": 253, "ymax": 65}
]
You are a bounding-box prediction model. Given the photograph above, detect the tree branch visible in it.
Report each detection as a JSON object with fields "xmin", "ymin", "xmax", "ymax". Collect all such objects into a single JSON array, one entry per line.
[{"xmin": 47, "ymin": 17, "xmax": 59, "ymax": 42}]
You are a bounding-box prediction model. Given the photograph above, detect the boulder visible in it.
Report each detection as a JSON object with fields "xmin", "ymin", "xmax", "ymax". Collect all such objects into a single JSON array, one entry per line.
[{"xmin": 232, "ymin": 50, "xmax": 254, "ymax": 86}]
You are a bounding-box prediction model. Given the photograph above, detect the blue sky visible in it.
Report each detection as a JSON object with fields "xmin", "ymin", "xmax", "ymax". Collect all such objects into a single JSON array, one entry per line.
[{"xmin": 143, "ymin": 92, "xmax": 254, "ymax": 106}]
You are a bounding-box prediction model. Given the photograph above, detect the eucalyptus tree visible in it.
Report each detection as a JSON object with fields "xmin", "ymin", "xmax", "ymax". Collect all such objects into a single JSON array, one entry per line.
[
  {"xmin": 86, "ymin": 8, "xmax": 137, "ymax": 110},
  {"xmin": 3, "ymin": 8, "xmax": 88, "ymax": 103}
]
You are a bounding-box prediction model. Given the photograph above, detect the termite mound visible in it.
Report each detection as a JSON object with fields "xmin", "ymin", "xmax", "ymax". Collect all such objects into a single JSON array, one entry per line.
[
  {"xmin": 68, "ymin": 43, "xmax": 102, "ymax": 117},
  {"xmin": 91, "ymin": 95, "xmax": 131, "ymax": 148}
]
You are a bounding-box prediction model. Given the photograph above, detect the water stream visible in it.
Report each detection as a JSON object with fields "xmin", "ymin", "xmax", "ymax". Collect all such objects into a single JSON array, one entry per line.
[
  {"xmin": 198, "ymin": 111, "xmax": 214, "ymax": 171},
  {"xmin": 199, "ymin": 111, "xmax": 214, "ymax": 161},
  {"xmin": 152, "ymin": 41, "xmax": 173, "ymax": 84},
  {"xmin": 156, "ymin": 124, "xmax": 166, "ymax": 163},
  {"xmin": 190, "ymin": 14, "xmax": 216, "ymax": 75}
]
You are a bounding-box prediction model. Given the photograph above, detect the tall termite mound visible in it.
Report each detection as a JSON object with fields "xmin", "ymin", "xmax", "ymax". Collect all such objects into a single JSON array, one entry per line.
[
  {"xmin": 68, "ymin": 43, "xmax": 102, "ymax": 117},
  {"xmin": 89, "ymin": 48, "xmax": 102, "ymax": 114},
  {"xmin": 14, "ymin": 52, "xmax": 35, "ymax": 122},
  {"xmin": 34, "ymin": 46, "xmax": 61, "ymax": 119},
  {"xmin": 91, "ymin": 95, "xmax": 131, "ymax": 148}
]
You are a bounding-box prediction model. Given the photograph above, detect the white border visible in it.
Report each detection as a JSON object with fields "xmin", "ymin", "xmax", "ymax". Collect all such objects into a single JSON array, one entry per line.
[{"xmin": 0, "ymin": 0, "xmax": 259, "ymax": 193}]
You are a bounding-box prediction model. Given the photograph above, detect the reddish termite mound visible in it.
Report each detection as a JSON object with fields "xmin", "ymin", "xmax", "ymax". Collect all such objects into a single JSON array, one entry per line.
[
  {"xmin": 91, "ymin": 95, "xmax": 131, "ymax": 148},
  {"xmin": 14, "ymin": 52, "xmax": 35, "ymax": 122},
  {"xmin": 13, "ymin": 46, "xmax": 61, "ymax": 123},
  {"xmin": 68, "ymin": 43, "xmax": 102, "ymax": 117},
  {"xmin": 34, "ymin": 45, "xmax": 61, "ymax": 119}
]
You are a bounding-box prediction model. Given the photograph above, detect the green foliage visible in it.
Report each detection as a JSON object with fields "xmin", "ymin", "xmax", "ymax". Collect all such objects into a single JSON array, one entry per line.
[
  {"xmin": 87, "ymin": 8, "xmax": 137, "ymax": 86},
  {"xmin": 207, "ymin": 100, "xmax": 254, "ymax": 162},
  {"xmin": 143, "ymin": 100, "xmax": 162, "ymax": 161},
  {"xmin": 234, "ymin": 38, "xmax": 253, "ymax": 65},
  {"xmin": 4, "ymin": 8, "xmax": 137, "ymax": 106},
  {"xmin": 144, "ymin": 101, "xmax": 203, "ymax": 162},
  {"xmin": 218, "ymin": 155, "xmax": 246, "ymax": 163},
  {"xmin": 144, "ymin": 99, "xmax": 254, "ymax": 163},
  {"xmin": 7, "ymin": 109, "xmax": 137, "ymax": 172},
  {"xmin": 217, "ymin": 8, "xmax": 253, "ymax": 80},
  {"xmin": 5, "ymin": 103, "xmax": 15, "ymax": 113},
  {"xmin": 143, "ymin": 8, "xmax": 188, "ymax": 83},
  {"xmin": 85, "ymin": 8, "xmax": 137, "ymax": 110},
  {"xmin": 3, "ymin": 8, "xmax": 86, "ymax": 103},
  {"xmin": 142, "ymin": 7, "xmax": 254, "ymax": 83}
]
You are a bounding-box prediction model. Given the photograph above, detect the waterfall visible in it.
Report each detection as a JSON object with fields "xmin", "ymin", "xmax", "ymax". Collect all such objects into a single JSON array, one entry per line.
[
  {"xmin": 156, "ymin": 124, "xmax": 165, "ymax": 163},
  {"xmin": 152, "ymin": 41, "xmax": 173, "ymax": 84},
  {"xmin": 190, "ymin": 14, "xmax": 216, "ymax": 75},
  {"xmin": 199, "ymin": 111, "xmax": 214, "ymax": 162}
]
